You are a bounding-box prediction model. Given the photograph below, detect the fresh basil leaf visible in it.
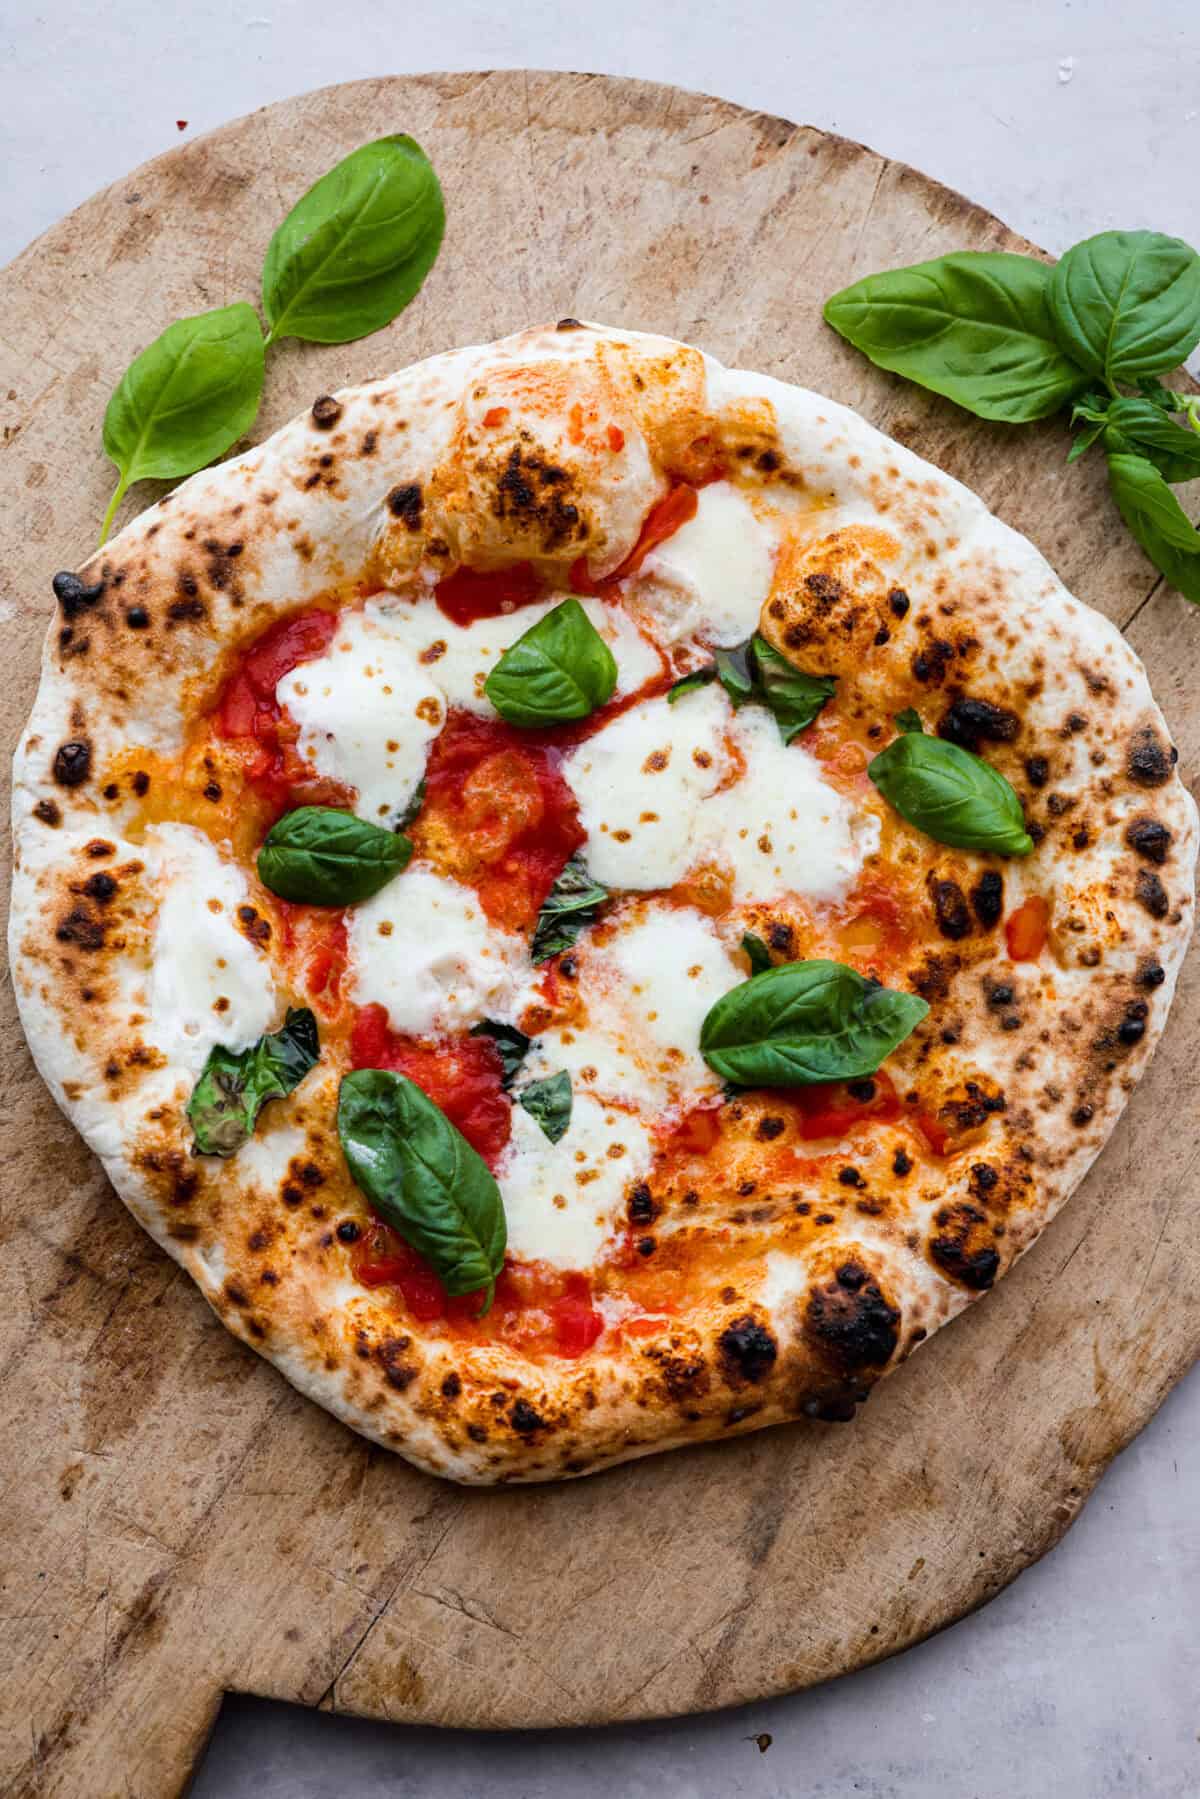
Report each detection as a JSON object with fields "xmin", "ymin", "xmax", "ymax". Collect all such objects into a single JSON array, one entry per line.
[
  {"xmin": 1107, "ymin": 452, "xmax": 1200, "ymax": 605},
  {"xmin": 337, "ymin": 1069, "xmax": 505, "ymax": 1308},
  {"xmin": 713, "ymin": 641, "xmax": 756, "ymax": 707},
  {"xmin": 1099, "ymin": 397, "xmax": 1200, "ymax": 484},
  {"xmin": 700, "ymin": 960, "xmax": 928, "ymax": 1088},
  {"xmin": 188, "ymin": 1008, "xmax": 319, "ymax": 1157},
  {"xmin": 750, "ymin": 637, "xmax": 836, "ymax": 742},
  {"xmin": 894, "ymin": 707, "xmax": 924, "ymax": 733},
  {"xmin": 1136, "ymin": 376, "xmax": 1185, "ymax": 415},
  {"xmin": 484, "ymin": 599, "xmax": 617, "ymax": 727},
  {"xmin": 1067, "ymin": 418, "xmax": 1108, "ymax": 464},
  {"xmin": 530, "ymin": 856, "xmax": 608, "ymax": 963},
  {"xmin": 517, "ymin": 1071, "xmax": 573, "ymax": 1144},
  {"xmin": 667, "ymin": 667, "xmax": 716, "ymax": 704},
  {"xmin": 396, "ymin": 778, "xmax": 426, "ymax": 832},
  {"xmin": 868, "ymin": 731, "xmax": 1033, "ymax": 856},
  {"xmin": 742, "ymin": 932, "xmax": 773, "ymax": 974},
  {"xmin": 1048, "ymin": 230, "xmax": 1200, "ymax": 385},
  {"xmin": 262, "ymin": 136, "xmax": 445, "ymax": 346},
  {"xmin": 470, "ymin": 1019, "xmax": 531, "ymax": 1089},
  {"xmin": 823, "ymin": 252, "xmax": 1089, "ymax": 423},
  {"xmin": 258, "ymin": 807, "xmax": 412, "ymax": 905},
  {"xmin": 100, "ymin": 302, "xmax": 265, "ymax": 543}
]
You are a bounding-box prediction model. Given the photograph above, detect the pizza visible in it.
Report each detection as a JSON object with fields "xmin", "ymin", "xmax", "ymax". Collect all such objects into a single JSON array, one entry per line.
[{"xmin": 10, "ymin": 322, "xmax": 1196, "ymax": 1484}]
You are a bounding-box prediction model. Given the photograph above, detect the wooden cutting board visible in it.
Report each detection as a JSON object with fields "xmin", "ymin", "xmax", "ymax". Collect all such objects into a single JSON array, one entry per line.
[{"xmin": 3, "ymin": 71, "xmax": 1198, "ymax": 1799}]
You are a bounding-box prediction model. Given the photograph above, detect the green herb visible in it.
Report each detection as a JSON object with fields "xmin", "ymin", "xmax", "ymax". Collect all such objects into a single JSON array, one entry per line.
[
  {"xmin": 868, "ymin": 731, "xmax": 1033, "ymax": 856},
  {"xmin": 667, "ymin": 667, "xmax": 716, "ymax": 703},
  {"xmin": 517, "ymin": 1071, "xmax": 573, "ymax": 1144},
  {"xmin": 396, "ymin": 778, "xmax": 427, "ymax": 832},
  {"xmin": 713, "ymin": 641, "xmax": 756, "ymax": 706},
  {"xmin": 188, "ymin": 1008, "xmax": 319, "ymax": 1157},
  {"xmin": 99, "ymin": 303, "xmax": 265, "ymax": 544},
  {"xmin": 469, "ymin": 1019, "xmax": 531, "ymax": 1088},
  {"xmin": 700, "ymin": 960, "xmax": 928, "ymax": 1088},
  {"xmin": 741, "ymin": 932, "xmax": 773, "ymax": 974},
  {"xmin": 484, "ymin": 599, "xmax": 617, "ymax": 726},
  {"xmin": 257, "ymin": 807, "xmax": 412, "ymax": 905},
  {"xmin": 893, "ymin": 707, "xmax": 924, "ymax": 733},
  {"xmin": 823, "ymin": 229, "xmax": 1200, "ymax": 606},
  {"xmin": 823, "ymin": 252, "xmax": 1088, "ymax": 422},
  {"xmin": 530, "ymin": 857, "xmax": 608, "ymax": 963},
  {"xmin": 262, "ymin": 136, "xmax": 445, "ymax": 346},
  {"xmin": 700, "ymin": 634, "xmax": 835, "ymax": 742},
  {"xmin": 337, "ymin": 1069, "xmax": 505, "ymax": 1310}
]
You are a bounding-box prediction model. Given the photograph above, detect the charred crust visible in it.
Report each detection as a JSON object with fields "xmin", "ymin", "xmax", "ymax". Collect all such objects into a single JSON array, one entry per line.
[
  {"xmin": 929, "ymin": 876, "xmax": 971, "ymax": 940},
  {"xmin": 386, "ymin": 482, "xmax": 423, "ymax": 529},
  {"xmin": 805, "ymin": 1275, "xmax": 899, "ymax": 1371},
  {"xmin": 626, "ymin": 1182, "xmax": 656, "ymax": 1225},
  {"xmin": 911, "ymin": 638, "xmax": 955, "ymax": 684},
  {"xmin": 377, "ymin": 1340, "xmax": 418, "ymax": 1391},
  {"xmin": 55, "ymin": 905, "xmax": 105, "ymax": 950},
  {"xmin": 52, "ymin": 740, "xmax": 91, "ymax": 787},
  {"xmin": 167, "ymin": 595, "xmax": 206, "ymax": 623},
  {"xmin": 930, "ymin": 1207, "xmax": 1000, "ymax": 1290},
  {"xmin": 125, "ymin": 606, "xmax": 150, "ymax": 629},
  {"xmin": 52, "ymin": 570, "xmax": 105, "ymax": 619},
  {"xmin": 1124, "ymin": 816, "xmax": 1172, "ymax": 864},
  {"xmin": 938, "ymin": 696, "xmax": 1019, "ymax": 752},
  {"xmin": 556, "ymin": 317, "xmax": 584, "ymax": 330},
  {"xmin": 892, "ymin": 1147, "xmax": 912, "ymax": 1176},
  {"xmin": 440, "ymin": 1372, "xmax": 462, "ymax": 1400},
  {"xmin": 510, "ymin": 1398, "xmax": 547, "ymax": 1434},
  {"xmin": 801, "ymin": 1389, "xmax": 864, "ymax": 1423},
  {"xmin": 1138, "ymin": 958, "xmax": 1166, "ymax": 990},
  {"xmin": 82, "ymin": 871, "xmax": 117, "ymax": 902},
  {"xmin": 494, "ymin": 444, "xmax": 582, "ymax": 548},
  {"xmin": 1135, "ymin": 868, "xmax": 1169, "ymax": 920},
  {"xmin": 970, "ymin": 870, "xmax": 1004, "ymax": 929},
  {"xmin": 887, "ymin": 587, "xmax": 910, "ymax": 618},
  {"xmin": 646, "ymin": 1344, "xmax": 710, "ymax": 1401},
  {"xmin": 1127, "ymin": 727, "xmax": 1172, "ymax": 788},
  {"xmin": 717, "ymin": 1315, "xmax": 778, "ymax": 1384},
  {"xmin": 310, "ymin": 395, "xmax": 343, "ymax": 429},
  {"xmin": 33, "ymin": 798, "xmax": 62, "ymax": 827},
  {"xmin": 767, "ymin": 920, "xmax": 794, "ymax": 954},
  {"xmin": 1024, "ymin": 755, "xmax": 1049, "ymax": 788}
]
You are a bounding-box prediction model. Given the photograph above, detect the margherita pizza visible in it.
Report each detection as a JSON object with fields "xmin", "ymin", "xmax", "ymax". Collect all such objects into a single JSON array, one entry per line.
[{"xmin": 10, "ymin": 323, "xmax": 1196, "ymax": 1482}]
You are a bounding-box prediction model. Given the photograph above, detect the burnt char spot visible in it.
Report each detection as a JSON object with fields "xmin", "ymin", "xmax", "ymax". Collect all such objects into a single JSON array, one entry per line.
[
  {"xmin": 930, "ymin": 877, "xmax": 971, "ymax": 941},
  {"xmin": 911, "ymin": 639, "xmax": 955, "ymax": 684},
  {"xmin": 494, "ymin": 445, "xmax": 582, "ymax": 548},
  {"xmin": 805, "ymin": 1276, "xmax": 899, "ymax": 1371},
  {"xmin": 1135, "ymin": 869, "xmax": 1170, "ymax": 920},
  {"xmin": 892, "ymin": 1147, "xmax": 912, "ymax": 1176},
  {"xmin": 377, "ymin": 1340, "xmax": 418, "ymax": 1390},
  {"xmin": 1024, "ymin": 755, "xmax": 1049, "ymax": 788},
  {"xmin": 768, "ymin": 921, "xmax": 794, "ymax": 954},
  {"xmin": 311, "ymin": 395, "xmax": 343, "ymax": 429},
  {"xmin": 938, "ymin": 696, "xmax": 1020, "ymax": 752},
  {"xmin": 386, "ymin": 483, "xmax": 423, "ymax": 529},
  {"xmin": 930, "ymin": 1217, "xmax": 1000, "ymax": 1291},
  {"xmin": 441, "ymin": 1372, "xmax": 462, "ymax": 1400},
  {"xmin": 126, "ymin": 606, "xmax": 150, "ymax": 629},
  {"xmin": 970, "ymin": 870, "xmax": 1004, "ymax": 929},
  {"xmin": 1127, "ymin": 727, "xmax": 1172, "ymax": 788},
  {"xmin": 53, "ymin": 741, "xmax": 91, "ymax": 787},
  {"xmin": 627, "ymin": 1182, "xmax": 655, "ymax": 1225},
  {"xmin": 717, "ymin": 1316, "xmax": 778, "ymax": 1384},
  {"xmin": 1117, "ymin": 1001, "xmax": 1149, "ymax": 1046},
  {"xmin": 1125, "ymin": 816, "xmax": 1172, "ymax": 865},
  {"xmin": 52, "ymin": 570, "xmax": 105, "ymax": 619},
  {"xmin": 511, "ymin": 1398, "xmax": 547, "ymax": 1434},
  {"xmin": 83, "ymin": 871, "xmax": 117, "ymax": 902},
  {"xmin": 888, "ymin": 587, "xmax": 910, "ymax": 619},
  {"xmin": 1139, "ymin": 958, "xmax": 1166, "ymax": 990},
  {"xmin": 55, "ymin": 906, "xmax": 105, "ymax": 950},
  {"xmin": 33, "ymin": 797, "xmax": 62, "ymax": 827},
  {"xmin": 556, "ymin": 317, "xmax": 584, "ymax": 330}
]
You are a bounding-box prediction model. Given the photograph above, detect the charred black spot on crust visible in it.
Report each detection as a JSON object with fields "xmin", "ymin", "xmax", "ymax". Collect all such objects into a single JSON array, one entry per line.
[
  {"xmin": 125, "ymin": 606, "xmax": 150, "ymax": 629},
  {"xmin": 837, "ymin": 1166, "xmax": 864, "ymax": 1187},
  {"xmin": 33, "ymin": 798, "xmax": 61, "ymax": 827},
  {"xmin": 970, "ymin": 1163, "xmax": 999, "ymax": 1195},
  {"xmin": 336, "ymin": 1220, "xmax": 360, "ymax": 1243},
  {"xmin": 1116, "ymin": 1000, "xmax": 1149, "ymax": 1047},
  {"xmin": 168, "ymin": 595, "xmax": 206, "ymax": 623},
  {"xmin": 441, "ymin": 1372, "xmax": 462, "ymax": 1400},
  {"xmin": 892, "ymin": 1147, "xmax": 912, "ymax": 1176},
  {"xmin": 756, "ymin": 1115, "xmax": 786, "ymax": 1140},
  {"xmin": 888, "ymin": 587, "xmax": 910, "ymax": 618},
  {"xmin": 946, "ymin": 1082, "xmax": 1006, "ymax": 1132},
  {"xmin": 53, "ymin": 741, "xmax": 91, "ymax": 787},
  {"xmin": 511, "ymin": 1398, "xmax": 547, "ymax": 1434},
  {"xmin": 467, "ymin": 1423, "xmax": 488, "ymax": 1442},
  {"xmin": 53, "ymin": 570, "xmax": 105, "ymax": 619},
  {"xmin": 1127, "ymin": 727, "xmax": 1172, "ymax": 788},
  {"xmin": 1135, "ymin": 868, "xmax": 1170, "ymax": 919},
  {"xmin": 131, "ymin": 770, "xmax": 150, "ymax": 797},
  {"xmin": 1071, "ymin": 1103, "xmax": 1094, "ymax": 1126},
  {"xmin": 1125, "ymin": 816, "xmax": 1172, "ymax": 865},
  {"xmin": 767, "ymin": 920, "xmax": 794, "ymax": 954},
  {"xmin": 237, "ymin": 904, "xmax": 271, "ymax": 944},
  {"xmin": 556, "ymin": 317, "xmax": 584, "ymax": 330},
  {"xmin": 646, "ymin": 1345, "xmax": 710, "ymax": 1402},
  {"xmin": 311, "ymin": 395, "xmax": 343, "ymax": 429},
  {"xmin": 55, "ymin": 906, "xmax": 105, "ymax": 950},
  {"xmin": 756, "ymin": 449, "xmax": 781, "ymax": 473},
  {"xmin": 360, "ymin": 430, "xmax": 378, "ymax": 455},
  {"xmin": 718, "ymin": 1315, "xmax": 778, "ymax": 1384},
  {"xmin": 836, "ymin": 1262, "xmax": 867, "ymax": 1290},
  {"xmin": 627, "ymin": 1182, "xmax": 656, "ymax": 1224},
  {"xmin": 801, "ymin": 1389, "xmax": 863, "ymax": 1423},
  {"xmin": 803, "ymin": 571, "xmax": 843, "ymax": 610},
  {"xmin": 386, "ymin": 483, "xmax": 423, "ymax": 529},
  {"xmin": 938, "ymin": 696, "xmax": 1020, "ymax": 752},
  {"xmin": 911, "ymin": 951, "xmax": 959, "ymax": 1002},
  {"xmin": 911, "ymin": 639, "xmax": 955, "ymax": 684},
  {"xmin": 82, "ymin": 871, "xmax": 117, "ymax": 902},
  {"xmin": 1065, "ymin": 711, "xmax": 1087, "ymax": 734},
  {"xmin": 929, "ymin": 877, "xmax": 971, "ymax": 941},
  {"xmin": 378, "ymin": 1341, "xmax": 418, "ymax": 1390},
  {"xmin": 1024, "ymin": 755, "xmax": 1049, "ymax": 788},
  {"xmin": 930, "ymin": 1218, "xmax": 1000, "ymax": 1291},
  {"xmin": 971, "ymin": 870, "xmax": 1004, "ymax": 929},
  {"xmin": 987, "ymin": 982, "xmax": 1014, "ymax": 1007},
  {"xmin": 806, "ymin": 1276, "xmax": 899, "ymax": 1371},
  {"xmin": 1139, "ymin": 958, "xmax": 1166, "ymax": 989},
  {"xmin": 494, "ymin": 445, "xmax": 582, "ymax": 548}
]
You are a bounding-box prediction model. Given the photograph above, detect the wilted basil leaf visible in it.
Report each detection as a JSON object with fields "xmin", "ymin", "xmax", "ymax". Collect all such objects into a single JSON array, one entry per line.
[
  {"xmin": 188, "ymin": 1008, "xmax": 319, "ymax": 1157},
  {"xmin": 517, "ymin": 1071, "xmax": 573, "ymax": 1144},
  {"xmin": 530, "ymin": 857, "xmax": 609, "ymax": 963}
]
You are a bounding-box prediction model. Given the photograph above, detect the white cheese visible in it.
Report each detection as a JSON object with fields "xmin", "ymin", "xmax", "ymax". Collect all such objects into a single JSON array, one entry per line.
[
  {"xmin": 498, "ymin": 1094, "xmax": 654, "ymax": 1267},
  {"xmin": 634, "ymin": 479, "xmax": 777, "ymax": 646},
  {"xmin": 276, "ymin": 603, "xmax": 444, "ymax": 824},
  {"xmin": 373, "ymin": 592, "xmax": 662, "ymax": 715},
  {"xmin": 347, "ymin": 865, "xmax": 525, "ymax": 1036},
  {"xmin": 145, "ymin": 823, "xmax": 276, "ymax": 1071}
]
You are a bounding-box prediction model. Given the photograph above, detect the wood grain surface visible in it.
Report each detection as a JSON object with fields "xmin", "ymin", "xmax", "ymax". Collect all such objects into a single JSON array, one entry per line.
[{"xmin": 2, "ymin": 71, "xmax": 1198, "ymax": 1799}]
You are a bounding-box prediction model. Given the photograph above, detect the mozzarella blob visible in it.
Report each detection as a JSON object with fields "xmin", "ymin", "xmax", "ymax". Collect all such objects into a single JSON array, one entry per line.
[
  {"xmin": 498, "ymin": 1096, "xmax": 654, "ymax": 1267},
  {"xmin": 634, "ymin": 480, "xmax": 777, "ymax": 646}
]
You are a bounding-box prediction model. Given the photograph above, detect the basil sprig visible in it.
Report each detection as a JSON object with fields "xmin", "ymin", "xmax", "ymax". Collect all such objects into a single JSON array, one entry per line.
[
  {"xmin": 95, "ymin": 136, "xmax": 443, "ymax": 543},
  {"xmin": 257, "ymin": 807, "xmax": 412, "ymax": 905},
  {"xmin": 700, "ymin": 960, "xmax": 928, "ymax": 1087},
  {"xmin": 338, "ymin": 1069, "xmax": 506, "ymax": 1311},
  {"xmin": 868, "ymin": 727, "xmax": 1033, "ymax": 857},
  {"xmin": 484, "ymin": 599, "xmax": 617, "ymax": 727},
  {"xmin": 518, "ymin": 1071, "xmax": 573, "ymax": 1144},
  {"xmin": 530, "ymin": 857, "xmax": 609, "ymax": 962},
  {"xmin": 742, "ymin": 931, "xmax": 773, "ymax": 974},
  {"xmin": 188, "ymin": 1008, "xmax": 320, "ymax": 1157},
  {"xmin": 668, "ymin": 633, "xmax": 835, "ymax": 744},
  {"xmin": 824, "ymin": 229, "xmax": 1200, "ymax": 606}
]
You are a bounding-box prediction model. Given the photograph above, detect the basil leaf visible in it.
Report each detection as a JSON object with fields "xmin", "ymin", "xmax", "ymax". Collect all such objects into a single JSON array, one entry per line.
[
  {"xmin": 1136, "ymin": 377, "xmax": 1185, "ymax": 415},
  {"xmin": 262, "ymin": 136, "xmax": 445, "ymax": 346},
  {"xmin": 894, "ymin": 707, "xmax": 924, "ymax": 733},
  {"xmin": 668, "ymin": 667, "xmax": 716, "ymax": 704},
  {"xmin": 396, "ymin": 778, "xmax": 426, "ymax": 832},
  {"xmin": 484, "ymin": 599, "xmax": 617, "ymax": 727},
  {"xmin": 530, "ymin": 857, "xmax": 608, "ymax": 963},
  {"xmin": 518, "ymin": 1071, "xmax": 573, "ymax": 1144},
  {"xmin": 749, "ymin": 637, "xmax": 836, "ymax": 743},
  {"xmin": 1099, "ymin": 398, "xmax": 1200, "ymax": 484},
  {"xmin": 337, "ymin": 1069, "xmax": 505, "ymax": 1308},
  {"xmin": 258, "ymin": 807, "xmax": 412, "ymax": 905},
  {"xmin": 742, "ymin": 932, "xmax": 773, "ymax": 974},
  {"xmin": 188, "ymin": 1008, "xmax": 319, "ymax": 1157},
  {"xmin": 823, "ymin": 252, "xmax": 1089, "ymax": 423},
  {"xmin": 1067, "ymin": 418, "xmax": 1108, "ymax": 465},
  {"xmin": 100, "ymin": 302, "xmax": 265, "ymax": 543},
  {"xmin": 868, "ymin": 731, "xmax": 1033, "ymax": 856},
  {"xmin": 1107, "ymin": 452, "xmax": 1200, "ymax": 605},
  {"xmin": 713, "ymin": 641, "xmax": 756, "ymax": 707},
  {"xmin": 700, "ymin": 960, "xmax": 928, "ymax": 1087},
  {"xmin": 1048, "ymin": 230, "xmax": 1200, "ymax": 385},
  {"xmin": 470, "ymin": 1019, "xmax": 531, "ymax": 1089}
]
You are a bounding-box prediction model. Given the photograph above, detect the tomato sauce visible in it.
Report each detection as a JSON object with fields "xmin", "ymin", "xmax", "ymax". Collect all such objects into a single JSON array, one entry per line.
[
  {"xmin": 350, "ymin": 1003, "xmax": 512, "ymax": 1167},
  {"xmin": 435, "ymin": 562, "xmax": 542, "ymax": 626},
  {"xmin": 570, "ymin": 482, "xmax": 699, "ymax": 596},
  {"xmin": 214, "ymin": 607, "xmax": 348, "ymax": 818},
  {"xmin": 1006, "ymin": 894, "xmax": 1049, "ymax": 962}
]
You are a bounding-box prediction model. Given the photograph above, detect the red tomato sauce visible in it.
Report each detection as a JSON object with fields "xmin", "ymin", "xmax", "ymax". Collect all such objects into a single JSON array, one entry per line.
[
  {"xmin": 435, "ymin": 562, "xmax": 542, "ymax": 626},
  {"xmin": 570, "ymin": 482, "xmax": 699, "ymax": 596},
  {"xmin": 273, "ymin": 903, "xmax": 348, "ymax": 1013},
  {"xmin": 1006, "ymin": 894, "xmax": 1049, "ymax": 962},
  {"xmin": 214, "ymin": 607, "xmax": 345, "ymax": 814},
  {"xmin": 350, "ymin": 1002, "xmax": 512, "ymax": 1167}
]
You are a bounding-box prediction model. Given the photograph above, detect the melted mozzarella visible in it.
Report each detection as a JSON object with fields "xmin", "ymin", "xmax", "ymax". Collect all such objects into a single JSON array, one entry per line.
[
  {"xmin": 634, "ymin": 480, "xmax": 777, "ymax": 646},
  {"xmin": 563, "ymin": 687, "xmax": 876, "ymax": 899},
  {"xmin": 276, "ymin": 603, "xmax": 444, "ymax": 823},
  {"xmin": 145, "ymin": 823, "xmax": 276, "ymax": 1070},
  {"xmin": 498, "ymin": 1095, "xmax": 654, "ymax": 1267},
  {"xmin": 373, "ymin": 593, "xmax": 662, "ymax": 715},
  {"xmin": 347, "ymin": 865, "xmax": 525, "ymax": 1035}
]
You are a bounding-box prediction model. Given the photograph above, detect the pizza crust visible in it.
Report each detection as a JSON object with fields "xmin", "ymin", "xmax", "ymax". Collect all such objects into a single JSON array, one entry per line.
[{"xmin": 10, "ymin": 323, "xmax": 1196, "ymax": 1482}]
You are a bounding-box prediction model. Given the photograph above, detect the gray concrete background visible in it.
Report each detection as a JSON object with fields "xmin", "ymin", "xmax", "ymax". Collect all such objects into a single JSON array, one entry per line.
[{"xmin": 5, "ymin": 3, "xmax": 1199, "ymax": 1794}]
